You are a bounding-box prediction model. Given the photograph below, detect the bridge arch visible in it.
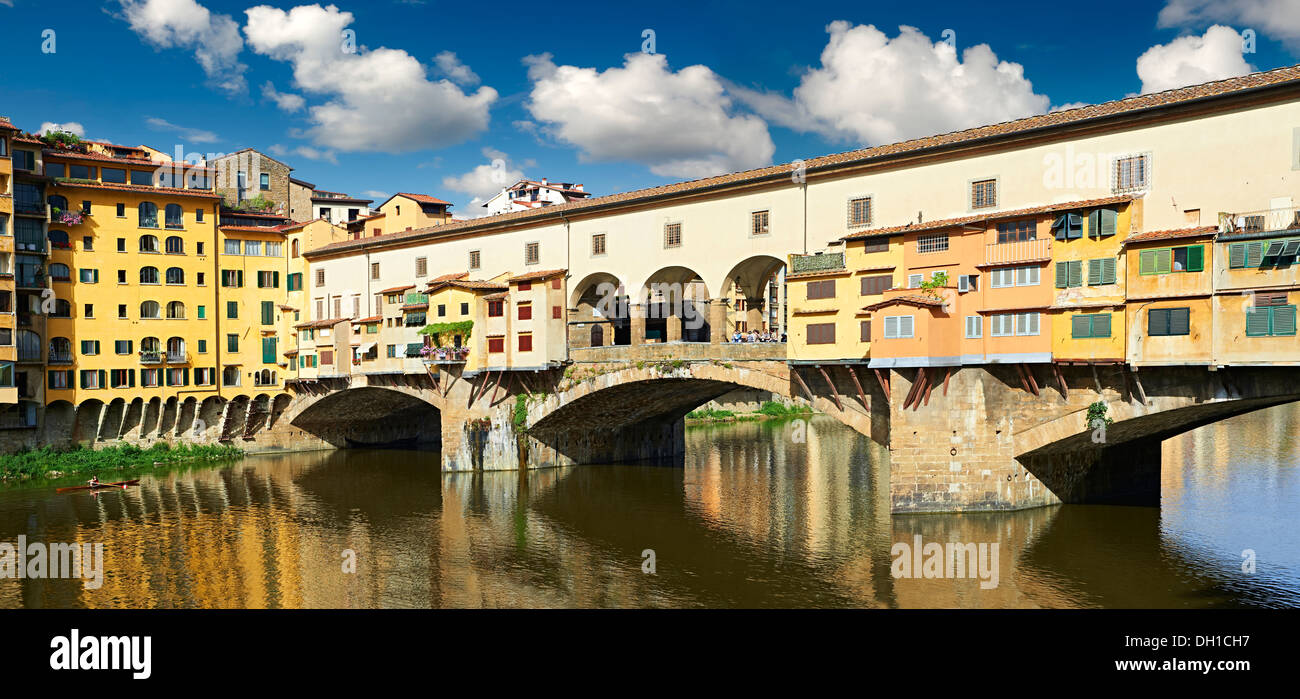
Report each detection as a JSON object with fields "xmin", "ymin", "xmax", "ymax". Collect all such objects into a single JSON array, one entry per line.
[
  {"xmin": 634, "ymin": 265, "xmax": 712, "ymax": 343},
  {"xmin": 717, "ymin": 254, "xmax": 786, "ymax": 337},
  {"xmin": 288, "ymin": 385, "xmax": 443, "ymax": 448},
  {"xmin": 569, "ymin": 271, "xmax": 630, "ymax": 347}
]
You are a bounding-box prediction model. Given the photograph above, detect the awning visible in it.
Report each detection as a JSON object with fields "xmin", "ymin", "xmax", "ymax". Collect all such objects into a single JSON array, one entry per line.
[{"xmin": 359, "ymin": 342, "xmax": 377, "ymax": 353}]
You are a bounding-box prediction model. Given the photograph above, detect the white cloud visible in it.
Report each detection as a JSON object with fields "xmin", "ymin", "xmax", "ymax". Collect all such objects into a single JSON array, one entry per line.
[
  {"xmin": 433, "ymin": 50, "xmax": 480, "ymax": 86},
  {"xmin": 39, "ymin": 122, "xmax": 85, "ymax": 137},
  {"xmin": 145, "ymin": 116, "xmax": 219, "ymax": 144},
  {"xmin": 734, "ymin": 23, "xmax": 1050, "ymax": 147},
  {"xmin": 242, "ymin": 4, "xmax": 496, "ymax": 154},
  {"xmin": 119, "ymin": 0, "xmax": 246, "ymax": 94},
  {"xmin": 1137, "ymin": 25, "xmax": 1254, "ymax": 93},
  {"xmin": 268, "ymin": 142, "xmax": 337, "ymax": 164},
  {"xmin": 362, "ymin": 190, "xmax": 388, "ymax": 199},
  {"xmin": 523, "ymin": 52, "xmax": 774, "ymax": 179},
  {"xmin": 1159, "ymin": 0, "xmax": 1300, "ymax": 50},
  {"xmin": 261, "ymin": 81, "xmax": 305, "ymax": 112},
  {"xmin": 441, "ymin": 147, "xmax": 526, "ymax": 209}
]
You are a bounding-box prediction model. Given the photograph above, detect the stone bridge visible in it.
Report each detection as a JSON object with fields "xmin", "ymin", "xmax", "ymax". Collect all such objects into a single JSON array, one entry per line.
[{"xmin": 262, "ymin": 343, "xmax": 1300, "ymax": 514}]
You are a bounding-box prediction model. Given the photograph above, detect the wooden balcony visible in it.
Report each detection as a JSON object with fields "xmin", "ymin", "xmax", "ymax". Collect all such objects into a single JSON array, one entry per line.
[{"xmin": 984, "ymin": 238, "xmax": 1051, "ymax": 266}]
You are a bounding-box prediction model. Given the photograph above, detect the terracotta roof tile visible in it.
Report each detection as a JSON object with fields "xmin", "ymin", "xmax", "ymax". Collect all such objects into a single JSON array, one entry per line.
[
  {"xmin": 508, "ymin": 268, "xmax": 566, "ymax": 283},
  {"xmin": 50, "ymin": 179, "xmax": 220, "ymax": 200},
  {"xmin": 396, "ymin": 192, "xmax": 452, "ymax": 205},
  {"xmin": 842, "ymin": 195, "xmax": 1135, "ymax": 240},
  {"xmin": 1123, "ymin": 226, "xmax": 1217, "ymax": 244},
  {"xmin": 379, "ymin": 284, "xmax": 415, "ymax": 293},
  {"xmin": 431, "ymin": 272, "xmax": 469, "ymax": 282},
  {"xmin": 863, "ymin": 295, "xmax": 946, "ymax": 311},
  {"xmin": 355, "ymin": 315, "xmax": 382, "ymax": 323},
  {"xmin": 305, "ymin": 65, "xmax": 1300, "ymax": 259}
]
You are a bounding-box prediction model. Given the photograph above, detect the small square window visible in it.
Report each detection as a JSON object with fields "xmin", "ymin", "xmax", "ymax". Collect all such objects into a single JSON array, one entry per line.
[
  {"xmin": 971, "ymin": 179, "xmax": 997, "ymax": 209},
  {"xmin": 664, "ymin": 222, "xmax": 682, "ymax": 248}
]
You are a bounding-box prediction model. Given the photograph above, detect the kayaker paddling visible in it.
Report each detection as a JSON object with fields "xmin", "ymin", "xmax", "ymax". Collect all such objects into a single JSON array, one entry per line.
[{"xmin": 86, "ymin": 476, "xmax": 100, "ymax": 487}]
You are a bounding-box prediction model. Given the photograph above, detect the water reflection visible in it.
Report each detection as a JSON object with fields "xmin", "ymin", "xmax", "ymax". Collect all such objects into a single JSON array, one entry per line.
[{"xmin": 1, "ymin": 406, "xmax": 1297, "ymax": 608}]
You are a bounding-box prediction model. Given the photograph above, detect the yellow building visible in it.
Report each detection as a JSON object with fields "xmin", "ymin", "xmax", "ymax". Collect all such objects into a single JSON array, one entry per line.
[
  {"xmin": 1123, "ymin": 226, "xmax": 1217, "ymax": 366},
  {"xmin": 786, "ymin": 231, "xmax": 904, "ymax": 363},
  {"xmin": 279, "ymin": 218, "xmax": 349, "ymax": 381},
  {"xmin": 1047, "ymin": 198, "xmax": 1139, "ymax": 364},
  {"xmin": 217, "ymin": 221, "xmax": 290, "ymax": 394},
  {"xmin": 1212, "ymin": 205, "xmax": 1300, "ymax": 365},
  {"xmin": 346, "ymin": 192, "xmax": 452, "ymax": 239},
  {"xmin": 42, "ymin": 143, "xmax": 221, "ymax": 407}
]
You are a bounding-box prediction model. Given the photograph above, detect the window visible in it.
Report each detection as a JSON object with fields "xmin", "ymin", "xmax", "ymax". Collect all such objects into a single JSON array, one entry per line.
[
  {"xmin": 118, "ymin": 304, "xmax": 127, "ymax": 319},
  {"xmin": 48, "ymin": 370, "xmax": 72, "ymax": 390},
  {"xmin": 165, "ymin": 236, "xmax": 184, "ymax": 254},
  {"xmin": 140, "ymin": 301, "xmax": 160, "ymax": 319},
  {"xmin": 990, "ymin": 266, "xmax": 1040, "ymax": 288},
  {"xmin": 1113, "ymin": 154, "xmax": 1150, "ymax": 192},
  {"xmin": 244, "ymin": 240, "xmax": 261, "ymax": 256},
  {"xmin": 223, "ymin": 366, "xmax": 240, "ymax": 386},
  {"xmin": 518, "ymin": 302, "xmax": 532, "ymax": 321},
  {"xmin": 140, "ymin": 266, "xmax": 159, "ymax": 284},
  {"xmin": 1148, "ymin": 307, "xmax": 1190, "ymax": 336},
  {"xmin": 196, "ymin": 209, "xmax": 204, "ymax": 223},
  {"xmin": 1086, "ymin": 208, "xmax": 1119, "ymax": 239},
  {"xmin": 1086, "ymin": 258, "xmax": 1118, "ymax": 286},
  {"xmin": 806, "ymin": 280, "xmax": 836, "ymax": 300},
  {"xmin": 166, "ymin": 267, "xmax": 184, "ymax": 285},
  {"xmin": 116, "ymin": 203, "xmax": 126, "ymax": 218},
  {"xmin": 195, "ymin": 368, "xmax": 213, "ymax": 385},
  {"xmin": 848, "ymin": 197, "xmax": 872, "ymax": 227},
  {"xmin": 227, "ymin": 301, "xmax": 238, "ymax": 319},
  {"xmin": 664, "ymin": 223, "xmax": 682, "ymax": 248},
  {"xmin": 115, "ymin": 340, "xmax": 133, "ymax": 355},
  {"xmin": 908, "ymin": 274, "xmax": 924, "ymax": 289},
  {"xmin": 1051, "ymin": 213, "xmax": 1085, "ymax": 240},
  {"xmin": 1071, "ymin": 313, "xmax": 1113, "ymax": 339},
  {"xmin": 1242, "ymin": 301, "xmax": 1294, "ymax": 335},
  {"xmin": 140, "ymin": 369, "xmax": 160, "ymax": 387},
  {"xmin": 84, "ymin": 304, "xmax": 93, "ymax": 318},
  {"xmin": 287, "ymin": 273, "xmax": 302, "ymax": 291},
  {"xmin": 222, "ymin": 270, "xmax": 244, "ymax": 287},
  {"xmin": 860, "ymin": 275, "xmax": 891, "ymax": 295},
  {"xmin": 315, "ymin": 269, "xmax": 325, "ymax": 287},
  {"xmin": 806, "ymin": 322, "xmax": 836, "ymax": 344},
  {"xmin": 462, "ymin": 303, "xmax": 470, "ymax": 315},
  {"xmin": 591, "ymin": 233, "xmax": 606, "ymax": 256},
  {"xmin": 139, "ymin": 234, "xmax": 159, "ymax": 253},
  {"xmin": 488, "ymin": 337, "xmax": 505, "ymax": 353},
  {"xmin": 291, "ymin": 239, "xmax": 300, "ymax": 258},
  {"xmin": 80, "ymin": 340, "xmax": 100, "ymax": 355},
  {"xmin": 518, "ymin": 334, "xmax": 533, "ymax": 352},
  {"xmin": 48, "ymin": 263, "xmax": 71, "ymax": 281},
  {"xmin": 79, "ymin": 370, "xmax": 104, "ymax": 390},
  {"xmin": 1138, "ymin": 245, "xmax": 1204, "ymax": 275},
  {"xmin": 971, "ymin": 179, "xmax": 997, "ymax": 209},
  {"xmin": 469, "ymin": 250, "xmax": 481, "ymax": 269},
  {"xmin": 12, "ymin": 149, "xmax": 34, "ymax": 170},
  {"xmin": 386, "ymin": 345, "xmax": 397, "ymax": 358},
  {"xmin": 197, "ymin": 305, "xmax": 206, "ymax": 319},
  {"xmin": 488, "ymin": 300, "xmax": 504, "ymax": 317},
  {"xmin": 164, "ymin": 204, "xmax": 183, "ymax": 229},
  {"xmin": 166, "ymin": 301, "xmax": 185, "ymax": 319},
  {"xmin": 525, "ymin": 241, "xmax": 540, "ymax": 265},
  {"xmin": 257, "ymin": 271, "xmax": 279, "ymax": 288},
  {"xmin": 227, "ymin": 334, "xmax": 239, "ymax": 352},
  {"xmin": 752, "ymin": 210, "xmax": 770, "ymax": 235},
  {"xmin": 138, "ymin": 203, "xmax": 158, "ymax": 228},
  {"xmin": 1231, "ymin": 239, "xmax": 1300, "ymax": 268},
  {"xmin": 224, "ymin": 239, "xmax": 241, "ymax": 255},
  {"xmin": 552, "ymin": 305, "xmax": 562, "ymax": 319},
  {"xmin": 917, "ymin": 233, "xmax": 949, "ymax": 254},
  {"xmin": 859, "ymin": 320, "xmax": 871, "ymax": 342},
  {"xmin": 111, "ymin": 370, "xmax": 132, "ymax": 389},
  {"xmin": 996, "ymin": 220, "xmax": 1035, "ymax": 244},
  {"xmin": 989, "ymin": 314, "xmax": 1014, "ymax": 337},
  {"xmin": 1054, "ymin": 260, "xmax": 1082, "ymax": 288},
  {"xmin": 883, "ymin": 315, "xmax": 914, "ymax": 339},
  {"xmin": 260, "ymin": 172, "xmax": 270, "ymax": 190},
  {"xmin": 965, "ymin": 315, "xmax": 982, "ymax": 338},
  {"xmin": 415, "ymin": 257, "xmax": 428, "ymax": 277},
  {"xmin": 79, "ymin": 268, "xmax": 99, "ymax": 284},
  {"xmin": 1014, "ymin": 312, "xmax": 1040, "ymax": 336}
]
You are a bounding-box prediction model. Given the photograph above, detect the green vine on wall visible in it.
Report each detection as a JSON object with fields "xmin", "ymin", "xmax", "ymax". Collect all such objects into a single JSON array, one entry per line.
[
  {"xmin": 419, "ymin": 320, "xmax": 474, "ymax": 346},
  {"xmin": 918, "ymin": 271, "xmax": 949, "ymax": 299},
  {"xmin": 1085, "ymin": 401, "xmax": 1113, "ymax": 428}
]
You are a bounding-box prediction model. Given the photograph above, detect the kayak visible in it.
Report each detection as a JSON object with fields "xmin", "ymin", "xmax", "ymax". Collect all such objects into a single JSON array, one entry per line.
[{"xmin": 56, "ymin": 479, "xmax": 140, "ymax": 494}]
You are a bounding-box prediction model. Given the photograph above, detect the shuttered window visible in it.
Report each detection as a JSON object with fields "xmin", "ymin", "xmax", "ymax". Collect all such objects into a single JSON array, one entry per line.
[
  {"xmin": 806, "ymin": 280, "xmax": 836, "ymax": 300},
  {"xmin": 859, "ymin": 320, "xmax": 871, "ymax": 342},
  {"xmin": 1087, "ymin": 208, "xmax": 1119, "ymax": 238},
  {"xmin": 261, "ymin": 301, "xmax": 274, "ymax": 325},
  {"xmin": 1052, "ymin": 213, "xmax": 1084, "ymax": 240},
  {"xmin": 1139, "ymin": 245, "xmax": 1203, "ymax": 274},
  {"xmin": 262, "ymin": 337, "xmax": 277, "ymax": 363},
  {"xmin": 488, "ymin": 337, "xmax": 504, "ymax": 353},
  {"xmin": 518, "ymin": 334, "xmax": 533, "ymax": 352},
  {"xmin": 1245, "ymin": 305, "xmax": 1297, "ymax": 337},
  {"xmin": 882, "ymin": 315, "xmax": 913, "ymax": 339},
  {"xmin": 965, "ymin": 315, "xmax": 982, "ymax": 338},
  {"xmin": 1055, "ymin": 260, "xmax": 1083, "ymax": 288},
  {"xmin": 1148, "ymin": 307, "xmax": 1191, "ymax": 336},
  {"xmin": 806, "ymin": 323, "xmax": 836, "ymax": 345},
  {"xmin": 1087, "ymin": 257, "xmax": 1117, "ymax": 285},
  {"xmin": 1071, "ymin": 313, "xmax": 1112, "ymax": 338},
  {"xmin": 859, "ymin": 275, "xmax": 891, "ymax": 295}
]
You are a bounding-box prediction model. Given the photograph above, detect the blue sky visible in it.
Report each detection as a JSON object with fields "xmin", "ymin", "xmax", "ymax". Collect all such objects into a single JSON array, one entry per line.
[{"xmin": 0, "ymin": 0, "xmax": 1295, "ymax": 213}]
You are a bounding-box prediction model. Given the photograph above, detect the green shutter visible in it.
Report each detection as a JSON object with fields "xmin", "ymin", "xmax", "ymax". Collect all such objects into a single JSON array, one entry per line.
[
  {"xmin": 1246, "ymin": 241, "xmax": 1264, "ymax": 267},
  {"xmin": 1228, "ymin": 243, "xmax": 1246, "ymax": 268},
  {"xmin": 1055, "ymin": 261, "xmax": 1068, "ymax": 288},
  {"xmin": 1185, "ymin": 245, "xmax": 1204, "ymax": 272},
  {"xmin": 1246, "ymin": 308, "xmax": 1271, "ymax": 336},
  {"xmin": 1071, "ymin": 315, "xmax": 1091, "ymax": 338},
  {"xmin": 1274, "ymin": 305, "xmax": 1297, "ymax": 336},
  {"xmin": 1053, "ymin": 215, "xmax": 1068, "ymax": 240},
  {"xmin": 1087, "ymin": 259, "xmax": 1102, "ymax": 286},
  {"xmin": 1169, "ymin": 308, "xmax": 1190, "ymax": 335},
  {"xmin": 1068, "ymin": 260, "xmax": 1082, "ymax": 288},
  {"xmin": 1139, "ymin": 250, "xmax": 1157, "ymax": 275},
  {"xmin": 1102, "ymin": 257, "xmax": 1117, "ymax": 285},
  {"xmin": 273, "ymin": 271, "xmax": 280, "ymax": 288},
  {"xmin": 1098, "ymin": 208, "xmax": 1117, "ymax": 237},
  {"xmin": 262, "ymin": 337, "xmax": 276, "ymax": 364},
  {"xmin": 1155, "ymin": 249, "xmax": 1172, "ymax": 274},
  {"xmin": 261, "ymin": 301, "xmax": 274, "ymax": 325},
  {"xmin": 1093, "ymin": 313, "xmax": 1112, "ymax": 338},
  {"xmin": 98, "ymin": 370, "xmax": 106, "ymax": 388},
  {"xmin": 237, "ymin": 270, "xmax": 244, "ymax": 287},
  {"xmin": 1148, "ymin": 308, "xmax": 1168, "ymax": 336}
]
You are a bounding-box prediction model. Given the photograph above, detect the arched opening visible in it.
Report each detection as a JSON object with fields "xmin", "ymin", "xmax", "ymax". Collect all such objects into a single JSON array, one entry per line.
[
  {"xmin": 291, "ymin": 386, "xmax": 442, "ymax": 448},
  {"xmin": 639, "ymin": 266, "xmax": 711, "ymax": 343},
  {"xmin": 569, "ymin": 272, "xmax": 630, "ymax": 347},
  {"xmin": 720, "ymin": 255, "xmax": 787, "ymax": 342}
]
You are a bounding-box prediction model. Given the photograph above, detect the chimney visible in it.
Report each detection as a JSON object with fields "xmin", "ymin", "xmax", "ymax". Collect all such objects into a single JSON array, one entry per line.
[{"xmin": 541, "ymin": 177, "xmax": 548, "ymax": 186}]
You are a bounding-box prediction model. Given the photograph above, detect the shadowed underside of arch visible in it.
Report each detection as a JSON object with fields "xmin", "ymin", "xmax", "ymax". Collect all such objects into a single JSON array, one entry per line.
[
  {"xmin": 291, "ymin": 386, "xmax": 442, "ymax": 447},
  {"xmin": 529, "ymin": 378, "xmax": 743, "ymax": 434}
]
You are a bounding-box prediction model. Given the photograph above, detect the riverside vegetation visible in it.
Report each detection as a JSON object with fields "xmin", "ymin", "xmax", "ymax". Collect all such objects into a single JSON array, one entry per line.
[
  {"xmin": 0, "ymin": 443, "xmax": 244, "ymax": 482},
  {"xmin": 686, "ymin": 401, "xmax": 813, "ymax": 423}
]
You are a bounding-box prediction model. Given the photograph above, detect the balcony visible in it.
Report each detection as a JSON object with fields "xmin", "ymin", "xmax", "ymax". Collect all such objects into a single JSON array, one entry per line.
[
  {"xmin": 16, "ymin": 348, "xmax": 41, "ymax": 363},
  {"xmin": 984, "ymin": 237, "xmax": 1051, "ymax": 266},
  {"xmin": 166, "ymin": 351, "xmax": 188, "ymax": 364},
  {"xmin": 1220, "ymin": 207, "xmax": 1300, "ymax": 235},
  {"xmin": 139, "ymin": 351, "xmax": 163, "ymax": 364},
  {"xmin": 47, "ymin": 351, "xmax": 72, "ymax": 365},
  {"xmin": 14, "ymin": 202, "xmax": 48, "ymax": 219}
]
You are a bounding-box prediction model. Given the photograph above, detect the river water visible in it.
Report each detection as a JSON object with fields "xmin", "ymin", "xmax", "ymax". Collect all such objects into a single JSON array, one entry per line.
[{"xmin": 1, "ymin": 405, "xmax": 1297, "ymax": 608}]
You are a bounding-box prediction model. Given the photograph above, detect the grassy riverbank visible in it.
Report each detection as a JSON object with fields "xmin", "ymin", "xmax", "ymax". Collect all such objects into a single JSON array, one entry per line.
[
  {"xmin": 686, "ymin": 401, "xmax": 813, "ymax": 423},
  {"xmin": 0, "ymin": 443, "xmax": 245, "ymax": 482}
]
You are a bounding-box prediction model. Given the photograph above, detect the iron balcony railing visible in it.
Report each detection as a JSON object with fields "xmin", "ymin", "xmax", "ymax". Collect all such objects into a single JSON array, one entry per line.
[
  {"xmin": 1220, "ymin": 207, "xmax": 1300, "ymax": 235},
  {"xmin": 985, "ymin": 237, "xmax": 1051, "ymax": 266},
  {"xmin": 166, "ymin": 351, "xmax": 188, "ymax": 364},
  {"xmin": 47, "ymin": 351, "xmax": 72, "ymax": 365},
  {"xmin": 139, "ymin": 351, "xmax": 163, "ymax": 364}
]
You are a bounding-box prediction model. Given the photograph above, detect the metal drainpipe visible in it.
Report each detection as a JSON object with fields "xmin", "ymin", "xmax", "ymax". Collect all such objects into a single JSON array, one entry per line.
[{"xmin": 213, "ymin": 200, "xmax": 222, "ymax": 397}]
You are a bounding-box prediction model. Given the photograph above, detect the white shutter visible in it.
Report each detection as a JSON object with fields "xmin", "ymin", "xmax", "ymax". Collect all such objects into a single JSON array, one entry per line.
[
  {"xmin": 899, "ymin": 315, "xmax": 914, "ymax": 338},
  {"xmin": 884, "ymin": 316, "xmax": 898, "ymax": 338},
  {"xmin": 958, "ymin": 275, "xmax": 970, "ymax": 292},
  {"xmin": 965, "ymin": 315, "xmax": 981, "ymax": 338},
  {"xmin": 908, "ymin": 274, "xmax": 922, "ymax": 288}
]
